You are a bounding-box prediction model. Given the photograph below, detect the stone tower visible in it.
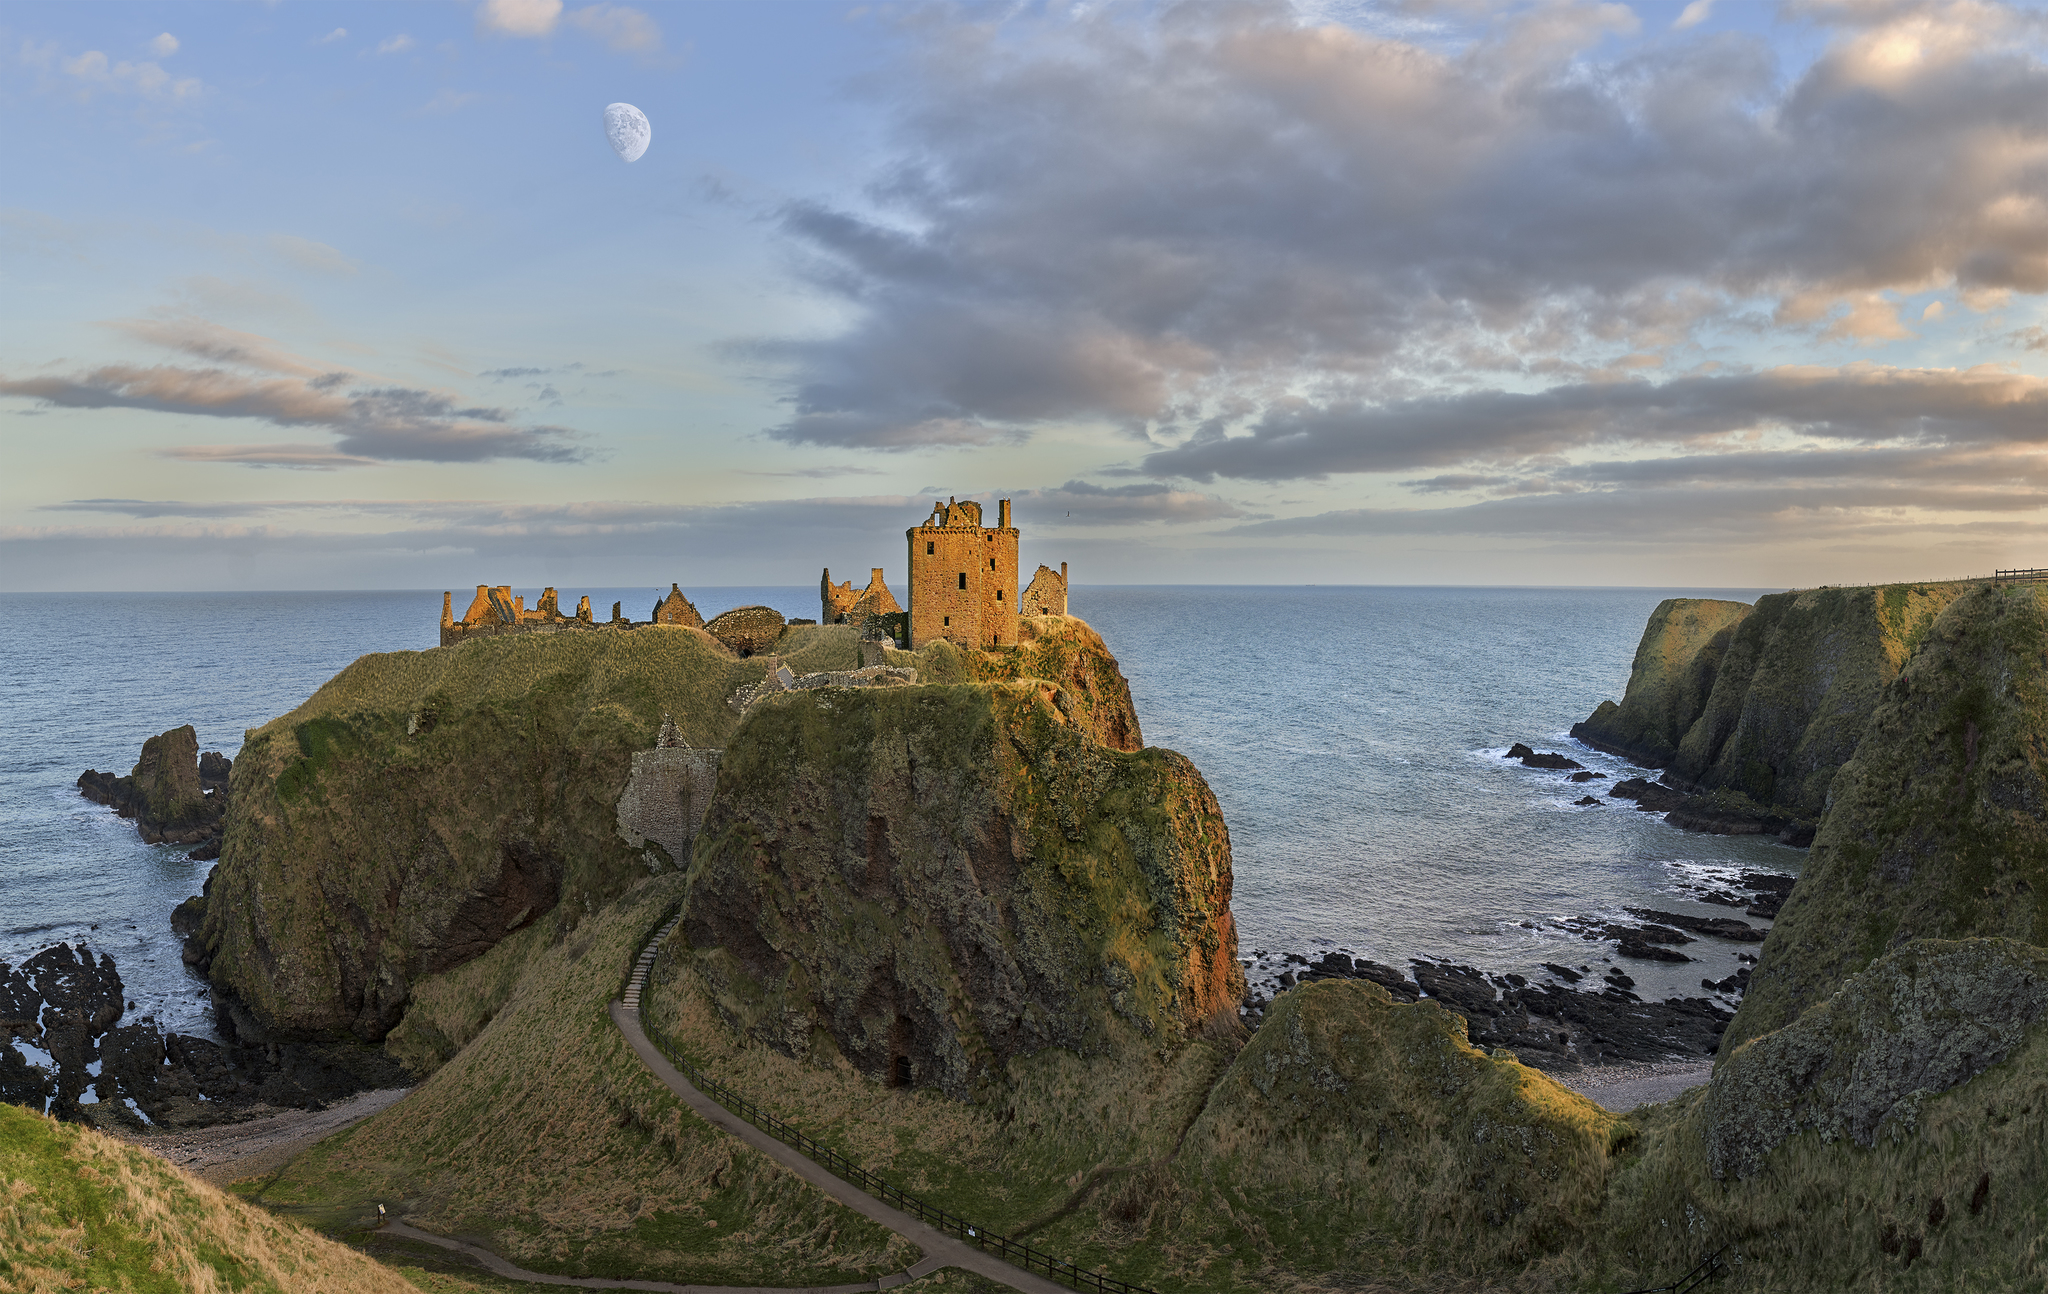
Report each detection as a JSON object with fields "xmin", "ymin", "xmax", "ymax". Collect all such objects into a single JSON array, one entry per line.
[{"xmin": 906, "ymin": 498, "xmax": 1018, "ymax": 649}]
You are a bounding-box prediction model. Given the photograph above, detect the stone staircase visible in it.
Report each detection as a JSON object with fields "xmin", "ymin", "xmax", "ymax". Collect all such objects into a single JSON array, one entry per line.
[{"xmin": 621, "ymin": 912, "xmax": 681, "ymax": 1015}]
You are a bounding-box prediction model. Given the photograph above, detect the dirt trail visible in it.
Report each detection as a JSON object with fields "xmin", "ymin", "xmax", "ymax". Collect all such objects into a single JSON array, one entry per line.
[{"xmin": 103, "ymin": 1087, "xmax": 413, "ymax": 1185}]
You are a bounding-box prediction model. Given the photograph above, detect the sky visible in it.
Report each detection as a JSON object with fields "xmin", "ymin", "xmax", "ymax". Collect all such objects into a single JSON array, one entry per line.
[{"xmin": 5, "ymin": 0, "xmax": 2048, "ymax": 592}]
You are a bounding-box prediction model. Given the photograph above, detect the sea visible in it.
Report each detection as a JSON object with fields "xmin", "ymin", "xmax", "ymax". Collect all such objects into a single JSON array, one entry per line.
[{"xmin": 0, "ymin": 585, "xmax": 1801, "ymax": 1040}]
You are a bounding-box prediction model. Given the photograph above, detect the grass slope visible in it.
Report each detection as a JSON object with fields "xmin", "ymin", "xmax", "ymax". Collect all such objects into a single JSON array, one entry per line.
[
  {"xmin": 0, "ymin": 1102, "xmax": 418, "ymax": 1294},
  {"xmin": 255, "ymin": 874, "xmax": 917, "ymax": 1287}
]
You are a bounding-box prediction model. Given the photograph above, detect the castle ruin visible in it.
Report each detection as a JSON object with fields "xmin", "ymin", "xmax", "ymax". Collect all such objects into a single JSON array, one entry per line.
[
  {"xmin": 441, "ymin": 498, "xmax": 1063, "ymax": 658},
  {"xmin": 821, "ymin": 567, "xmax": 902, "ymax": 625}
]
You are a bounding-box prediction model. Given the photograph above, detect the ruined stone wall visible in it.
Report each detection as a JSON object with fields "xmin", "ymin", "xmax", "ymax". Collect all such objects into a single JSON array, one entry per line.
[
  {"xmin": 821, "ymin": 569, "xmax": 861, "ymax": 623},
  {"xmin": 615, "ymin": 744, "xmax": 722, "ymax": 867}
]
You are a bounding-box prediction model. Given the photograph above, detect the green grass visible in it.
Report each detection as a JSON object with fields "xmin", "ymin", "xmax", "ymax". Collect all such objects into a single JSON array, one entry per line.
[{"xmin": 0, "ymin": 1103, "xmax": 419, "ymax": 1294}]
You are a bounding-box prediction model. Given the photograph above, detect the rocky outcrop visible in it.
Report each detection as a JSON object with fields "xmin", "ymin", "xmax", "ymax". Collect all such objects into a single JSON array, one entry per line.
[
  {"xmin": 681, "ymin": 644, "xmax": 1237, "ymax": 1098},
  {"xmin": 190, "ymin": 624, "xmax": 857, "ymax": 1045},
  {"xmin": 1573, "ymin": 598, "xmax": 1752, "ymax": 767},
  {"xmin": 958, "ymin": 615, "xmax": 1144, "ymax": 753},
  {"xmin": 1577, "ymin": 584, "xmax": 1969, "ymax": 836},
  {"xmin": 1705, "ymin": 939, "xmax": 2048, "ymax": 1178},
  {"xmin": 78, "ymin": 725, "xmax": 230, "ymax": 851},
  {"xmin": 1725, "ymin": 583, "xmax": 2048, "ymax": 1054}
]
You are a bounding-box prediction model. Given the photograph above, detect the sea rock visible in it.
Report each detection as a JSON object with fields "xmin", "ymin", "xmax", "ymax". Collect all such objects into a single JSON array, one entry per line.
[
  {"xmin": 1704, "ymin": 938, "xmax": 2048, "ymax": 1179},
  {"xmin": 1625, "ymin": 907, "xmax": 1764, "ymax": 943},
  {"xmin": 1725, "ymin": 583, "xmax": 2048, "ymax": 1055},
  {"xmin": 680, "ymin": 644, "xmax": 1239, "ymax": 1097},
  {"xmin": 79, "ymin": 726, "xmax": 228, "ymax": 848},
  {"xmin": 1568, "ymin": 770, "xmax": 1605, "ymax": 782},
  {"xmin": 1617, "ymin": 938, "xmax": 1691, "ymax": 963},
  {"xmin": 1607, "ymin": 777, "xmax": 1688, "ymax": 811},
  {"xmin": 1519, "ymin": 749, "xmax": 1586, "ymax": 770},
  {"xmin": 1573, "ymin": 795, "xmax": 1602, "ymax": 806}
]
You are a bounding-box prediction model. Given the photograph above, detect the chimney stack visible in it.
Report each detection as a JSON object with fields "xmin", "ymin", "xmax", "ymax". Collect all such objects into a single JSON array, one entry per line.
[{"xmin": 999, "ymin": 498, "xmax": 1012, "ymax": 529}]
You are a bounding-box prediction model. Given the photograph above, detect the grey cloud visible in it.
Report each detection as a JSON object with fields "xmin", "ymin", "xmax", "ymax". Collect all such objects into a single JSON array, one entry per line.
[
  {"xmin": 1014, "ymin": 479, "xmax": 1248, "ymax": 526},
  {"xmin": 1143, "ymin": 366, "xmax": 2048, "ymax": 481},
  {"xmin": 0, "ymin": 364, "xmax": 587, "ymax": 465},
  {"xmin": 757, "ymin": 0, "xmax": 2048, "ymax": 450}
]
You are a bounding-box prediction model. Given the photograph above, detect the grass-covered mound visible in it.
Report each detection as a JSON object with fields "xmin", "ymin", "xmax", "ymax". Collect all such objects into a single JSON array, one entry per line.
[
  {"xmin": 1729, "ymin": 583, "xmax": 2048, "ymax": 1053},
  {"xmin": 1594, "ymin": 1010, "xmax": 2048, "ymax": 1291},
  {"xmin": 193, "ymin": 624, "xmax": 861, "ymax": 1043},
  {"xmin": 255, "ymin": 873, "xmax": 917, "ymax": 1286},
  {"xmin": 681, "ymin": 673, "xmax": 1240, "ymax": 1097},
  {"xmin": 0, "ymin": 1101, "xmax": 419, "ymax": 1294}
]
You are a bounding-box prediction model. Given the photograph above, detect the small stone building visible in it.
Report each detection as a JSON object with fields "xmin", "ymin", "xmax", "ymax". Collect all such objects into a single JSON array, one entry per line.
[
  {"xmin": 1022, "ymin": 563, "xmax": 1069, "ymax": 617},
  {"xmin": 906, "ymin": 498, "xmax": 1018, "ymax": 650},
  {"xmin": 653, "ymin": 584, "xmax": 705, "ymax": 629}
]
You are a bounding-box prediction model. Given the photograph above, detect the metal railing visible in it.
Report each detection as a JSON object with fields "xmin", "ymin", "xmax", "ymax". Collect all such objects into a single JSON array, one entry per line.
[
  {"xmin": 638, "ymin": 1006, "xmax": 1158, "ymax": 1293},
  {"xmin": 1621, "ymin": 1248, "xmax": 1724, "ymax": 1294}
]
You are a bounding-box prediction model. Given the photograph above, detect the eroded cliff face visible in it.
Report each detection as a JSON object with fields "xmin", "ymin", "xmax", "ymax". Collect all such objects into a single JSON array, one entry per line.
[
  {"xmin": 1576, "ymin": 582, "xmax": 1969, "ymax": 826},
  {"xmin": 1572, "ymin": 599, "xmax": 1752, "ymax": 768},
  {"xmin": 1724, "ymin": 584, "xmax": 2048, "ymax": 1054},
  {"xmin": 681, "ymin": 660, "xmax": 1237, "ymax": 1098},
  {"xmin": 192, "ymin": 625, "xmax": 856, "ymax": 1043}
]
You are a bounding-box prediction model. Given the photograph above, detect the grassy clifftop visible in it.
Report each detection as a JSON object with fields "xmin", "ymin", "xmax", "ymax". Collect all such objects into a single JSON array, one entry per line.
[
  {"xmin": 1726, "ymin": 583, "xmax": 2048, "ymax": 1054},
  {"xmin": 194, "ymin": 624, "xmax": 860, "ymax": 1043},
  {"xmin": 0, "ymin": 1102, "xmax": 419, "ymax": 1293}
]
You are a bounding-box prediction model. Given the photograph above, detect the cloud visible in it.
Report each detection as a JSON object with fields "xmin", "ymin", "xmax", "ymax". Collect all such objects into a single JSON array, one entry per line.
[
  {"xmin": 422, "ymin": 89, "xmax": 482, "ymax": 114},
  {"xmin": 149, "ymin": 33, "xmax": 179, "ymax": 59},
  {"xmin": 104, "ymin": 315, "xmax": 330, "ymax": 375},
  {"xmin": 1142, "ymin": 364, "xmax": 2048, "ymax": 482},
  {"xmin": 376, "ymin": 34, "xmax": 416, "ymax": 56},
  {"xmin": 0, "ymin": 352, "xmax": 589, "ymax": 465},
  {"xmin": 55, "ymin": 47, "xmax": 200, "ymax": 100},
  {"xmin": 1673, "ymin": 0, "xmax": 1715, "ymax": 29},
  {"xmin": 476, "ymin": 0, "xmax": 563, "ymax": 39},
  {"xmin": 1013, "ymin": 479, "xmax": 1248, "ymax": 526},
  {"xmin": 754, "ymin": 0, "xmax": 2048, "ymax": 453},
  {"xmin": 318, "ymin": 28, "xmax": 349, "ymax": 45},
  {"xmin": 268, "ymin": 234, "xmax": 358, "ymax": 276},
  {"xmin": 567, "ymin": 5, "xmax": 662, "ymax": 54},
  {"xmin": 742, "ymin": 465, "xmax": 889, "ymax": 479}
]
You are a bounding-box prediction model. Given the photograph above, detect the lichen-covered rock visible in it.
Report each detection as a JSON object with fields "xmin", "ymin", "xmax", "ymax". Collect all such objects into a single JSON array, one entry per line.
[
  {"xmin": 1704, "ymin": 938, "xmax": 2048, "ymax": 1179},
  {"xmin": 130, "ymin": 724, "xmax": 218, "ymax": 844},
  {"xmin": 1179, "ymin": 978, "xmax": 1627, "ymax": 1270},
  {"xmin": 965, "ymin": 614, "xmax": 1143, "ymax": 753},
  {"xmin": 1573, "ymin": 598, "xmax": 1752, "ymax": 767},
  {"xmin": 1726, "ymin": 583, "xmax": 2048, "ymax": 1053},
  {"xmin": 194, "ymin": 624, "xmax": 859, "ymax": 1044},
  {"xmin": 681, "ymin": 668, "xmax": 1236, "ymax": 1098}
]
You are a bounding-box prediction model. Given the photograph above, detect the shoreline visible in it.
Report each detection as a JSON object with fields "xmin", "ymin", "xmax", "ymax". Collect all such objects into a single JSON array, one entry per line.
[
  {"xmin": 1554, "ymin": 1059, "xmax": 1713, "ymax": 1111},
  {"xmin": 96, "ymin": 1086, "xmax": 412, "ymax": 1185}
]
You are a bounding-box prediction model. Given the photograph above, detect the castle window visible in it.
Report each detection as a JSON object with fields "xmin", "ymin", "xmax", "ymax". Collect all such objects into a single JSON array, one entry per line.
[
  {"xmin": 989, "ymin": 557, "xmax": 996, "ymax": 570},
  {"xmin": 958, "ymin": 572, "xmax": 967, "ymax": 590},
  {"xmin": 943, "ymin": 616, "xmax": 950, "ymax": 626},
  {"xmin": 996, "ymin": 590, "xmax": 1003, "ymax": 601},
  {"xmin": 926, "ymin": 541, "xmax": 934, "ymax": 555}
]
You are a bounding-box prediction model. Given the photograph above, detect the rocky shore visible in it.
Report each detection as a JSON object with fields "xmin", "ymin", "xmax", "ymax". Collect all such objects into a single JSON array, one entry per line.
[{"xmin": 0, "ymin": 942, "xmax": 403, "ymax": 1131}]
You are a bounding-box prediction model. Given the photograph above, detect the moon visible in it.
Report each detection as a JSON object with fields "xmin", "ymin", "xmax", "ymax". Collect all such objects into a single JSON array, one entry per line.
[{"xmin": 604, "ymin": 103, "xmax": 650, "ymax": 164}]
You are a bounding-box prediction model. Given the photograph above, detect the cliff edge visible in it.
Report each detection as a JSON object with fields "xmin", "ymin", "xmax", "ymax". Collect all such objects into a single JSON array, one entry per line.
[
  {"xmin": 1724, "ymin": 582, "xmax": 2048, "ymax": 1054},
  {"xmin": 1575, "ymin": 582, "xmax": 1970, "ymax": 831}
]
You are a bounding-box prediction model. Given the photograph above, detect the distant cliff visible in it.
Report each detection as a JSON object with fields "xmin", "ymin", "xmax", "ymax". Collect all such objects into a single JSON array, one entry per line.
[
  {"xmin": 1575, "ymin": 582, "xmax": 1970, "ymax": 831},
  {"xmin": 1723, "ymin": 583, "xmax": 2048, "ymax": 1054}
]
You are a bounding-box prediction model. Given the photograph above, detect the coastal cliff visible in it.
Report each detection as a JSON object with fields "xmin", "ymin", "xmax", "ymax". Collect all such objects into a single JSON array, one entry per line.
[
  {"xmin": 1575, "ymin": 582, "xmax": 1969, "ymax": 832},
  {"xmin": 681, "ymin": 624, "xmax": 1231, "ymax": 1097},
  {"xmin": 189, "ymin": 624, "xmax": 861, "ymax": 1043},
  {"xmin": 1723, "ymin": 583, "xmax": 2048, "ymax": 1054}
]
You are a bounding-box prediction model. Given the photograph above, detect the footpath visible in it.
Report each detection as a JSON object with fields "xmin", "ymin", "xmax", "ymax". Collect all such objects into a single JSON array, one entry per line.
[{"xmin": 387, "ymin": 916, "xmax": 1073, "ymax": 1294}]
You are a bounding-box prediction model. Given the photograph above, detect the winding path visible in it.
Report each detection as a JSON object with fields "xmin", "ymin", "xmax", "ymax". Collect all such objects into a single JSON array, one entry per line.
[{"xmin": 386, "ymin": 917, "xmax": 1071, "ymax": 1294}]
